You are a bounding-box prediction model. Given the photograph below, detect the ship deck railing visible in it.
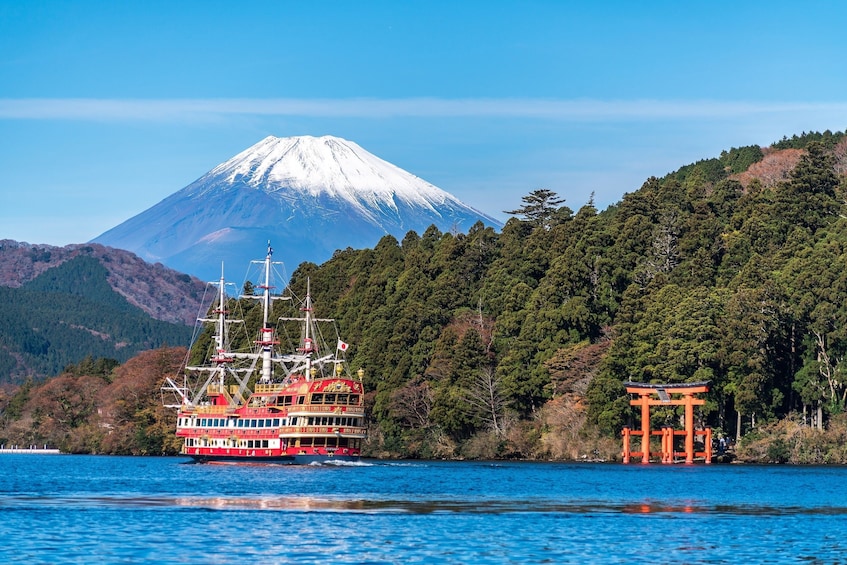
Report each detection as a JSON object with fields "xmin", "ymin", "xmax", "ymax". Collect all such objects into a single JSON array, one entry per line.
[{"xmin": 180, "ymin": 405, "xmax": 232, "ymax": 415}]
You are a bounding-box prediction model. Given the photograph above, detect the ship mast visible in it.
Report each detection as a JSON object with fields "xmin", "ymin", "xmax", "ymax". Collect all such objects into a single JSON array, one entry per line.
[
  {"xmin": 209, "ymin": 264, "xmax": 232, "ymax": 388},
  {"xmin": 258, "ymin": 243, "xmax": 275, "ymax": 383},
  {"xmin": 242, "ymin": 241, "xmax": 287, "ymax": 383},
  {"xmin": 302, "ymin": 279, "xmax": 315, "ymax": 380}
]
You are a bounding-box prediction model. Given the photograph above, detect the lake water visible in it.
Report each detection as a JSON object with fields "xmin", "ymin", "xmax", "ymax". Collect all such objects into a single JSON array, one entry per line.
[{"xmin": 1, "ymin": 454, "xmax": 846, "ymax": 564}]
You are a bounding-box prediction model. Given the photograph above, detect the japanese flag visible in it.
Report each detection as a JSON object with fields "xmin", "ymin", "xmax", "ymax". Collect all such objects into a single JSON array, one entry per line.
[{"xmin": 337, "ymin": 340, "xmax": 349, "ymax": 352}]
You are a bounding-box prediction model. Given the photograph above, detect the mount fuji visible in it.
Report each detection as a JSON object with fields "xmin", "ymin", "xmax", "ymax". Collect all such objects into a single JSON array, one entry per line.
[{"xmin": 92, "ymin": 135, "xmax": 502, "ymax": 282}]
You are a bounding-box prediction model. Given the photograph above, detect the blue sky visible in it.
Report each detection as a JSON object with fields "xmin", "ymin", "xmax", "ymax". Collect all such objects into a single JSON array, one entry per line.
[{"xmin": 2, "ymin": 1, "xmax": 846, "ymax": 246}]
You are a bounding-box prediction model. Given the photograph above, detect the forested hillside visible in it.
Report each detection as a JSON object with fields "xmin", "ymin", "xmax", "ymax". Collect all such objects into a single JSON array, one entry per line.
[
  {"xmin": 291, "ymin": 131, "xmax": 847, "ymax": 461},
  {"xmin": 3, "ymin": 130, "xmax": 847, "ymax": 463},
  {"xmin": 0, "ymin": 255, "xmax": 192, "ymax": 382},
  {"xmin": 0, "ymin": 241, "xmax": 206, "ymax": 326}
]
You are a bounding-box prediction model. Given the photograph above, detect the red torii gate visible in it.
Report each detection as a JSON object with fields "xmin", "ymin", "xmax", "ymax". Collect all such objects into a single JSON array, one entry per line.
[{"xmin": 621, "ymin": 381, "xmax": 712, "ymax": 464}]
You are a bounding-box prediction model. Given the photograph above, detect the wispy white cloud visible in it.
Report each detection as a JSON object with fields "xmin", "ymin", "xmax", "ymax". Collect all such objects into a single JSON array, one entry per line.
[{"xmin": 1, "ymin": 98, "xmax": 846, "ymax": 122}]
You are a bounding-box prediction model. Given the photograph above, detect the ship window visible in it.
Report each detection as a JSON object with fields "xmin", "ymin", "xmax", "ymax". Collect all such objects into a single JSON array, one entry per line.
[
  {"xmin": 258, "ymin": 419, "xmax": 265, "ymax": 428},
  {"xmin": 262, "ymin": 440, "xmax": 268, "ymax": 448},
  {"xmin": 311, "ymin": 393, "xmax": 323, "ymax": 404},
  {"xmin": 273, "ymin": 419, "xmax": 280, "ymax": 427},
  {"xmin": 200, "ymin": 418, "xmax": 207, "ymax": 426},
  {"xmin": 349, "ymin": 395, "xmax": 359, "ymax": 405},
  {"xmin": 281, "ymin": 395, "xmax": 292, "ymax": 406},
  {"xmin": 297, "ymin": 396, "xmax": 305, "ymax": 405},
  {"xmin": 323, "ymin": 393, "xmax": 336, "ymax": 404},
  {"xmin": 337, "ymin": 394, "xmax": 348, "ymax": 404},
  {"xmin": 265, "ymin": 419, "xmax": 272, "ymax": 427}
]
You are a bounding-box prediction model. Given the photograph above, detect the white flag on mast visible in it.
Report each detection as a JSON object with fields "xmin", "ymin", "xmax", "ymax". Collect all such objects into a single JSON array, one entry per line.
[{"xmin": 337, "ymin": 339, "xmax": 349, "ymax": 352}]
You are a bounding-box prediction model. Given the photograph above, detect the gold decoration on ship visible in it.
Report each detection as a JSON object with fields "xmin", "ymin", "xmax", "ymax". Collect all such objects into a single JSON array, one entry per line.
[{"xmin": 325, "ymin": 381, "xmax": 352, "ymax": 393}]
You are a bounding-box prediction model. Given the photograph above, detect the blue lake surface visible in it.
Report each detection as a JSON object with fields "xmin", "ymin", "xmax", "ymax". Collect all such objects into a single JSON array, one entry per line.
[{"xmin": 1, "ymin": 454, "xmax": 846, "ymax": 564}]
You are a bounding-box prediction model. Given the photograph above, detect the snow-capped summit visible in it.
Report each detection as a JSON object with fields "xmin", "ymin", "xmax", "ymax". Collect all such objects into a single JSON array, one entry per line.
[
  {"xmin": 196, "ymin": 135, "xmax": 475, "ymax": 225},
  {"xmin": 93, "ymin": 135, "xmax": 501, "ymax": 282}
]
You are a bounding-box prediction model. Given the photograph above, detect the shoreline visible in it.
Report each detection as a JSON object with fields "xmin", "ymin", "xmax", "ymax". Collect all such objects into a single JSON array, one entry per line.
[{"xmin": 0, "ymin": 448, "xmax": 61, "ymax": 454}]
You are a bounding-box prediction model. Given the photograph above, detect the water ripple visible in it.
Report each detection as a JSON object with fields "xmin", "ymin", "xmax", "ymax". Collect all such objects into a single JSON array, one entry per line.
[{"xmin": 3, "ymin": 494, "xmax": 846, "ymax": 516}]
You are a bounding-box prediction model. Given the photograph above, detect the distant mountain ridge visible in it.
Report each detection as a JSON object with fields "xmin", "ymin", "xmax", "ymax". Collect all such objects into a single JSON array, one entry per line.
[
  {"xmin": 0, "ymin": 248, "xmax": 198, "ymax": 382},
  {"xmin": 92, "ymin": 135, "xmax": 502, "ymax": 282},
  {"xmin": 0, "ymin": 240, "xmax": 205, "ymax": 326}
]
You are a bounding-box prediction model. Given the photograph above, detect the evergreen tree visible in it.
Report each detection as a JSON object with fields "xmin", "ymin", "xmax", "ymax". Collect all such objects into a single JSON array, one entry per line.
[{"xmin": 504, "ymin": 189, "xmax": 571, "ymax": 229}]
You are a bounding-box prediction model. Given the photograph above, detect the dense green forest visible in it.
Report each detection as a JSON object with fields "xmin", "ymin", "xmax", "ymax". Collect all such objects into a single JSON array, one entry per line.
[
  {"xmin": 2, "ymin": 131, "xmax": 847, "ymax": 463},
  {"xmin": 0, "ymin": 255, "xmax": 191, "ymax": 381}
]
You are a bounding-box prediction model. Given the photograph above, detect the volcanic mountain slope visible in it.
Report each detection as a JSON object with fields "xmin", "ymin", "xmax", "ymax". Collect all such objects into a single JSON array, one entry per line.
[{"xmin": 92, "ymin": 135, "xmax": 502, "ymax": 282}]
